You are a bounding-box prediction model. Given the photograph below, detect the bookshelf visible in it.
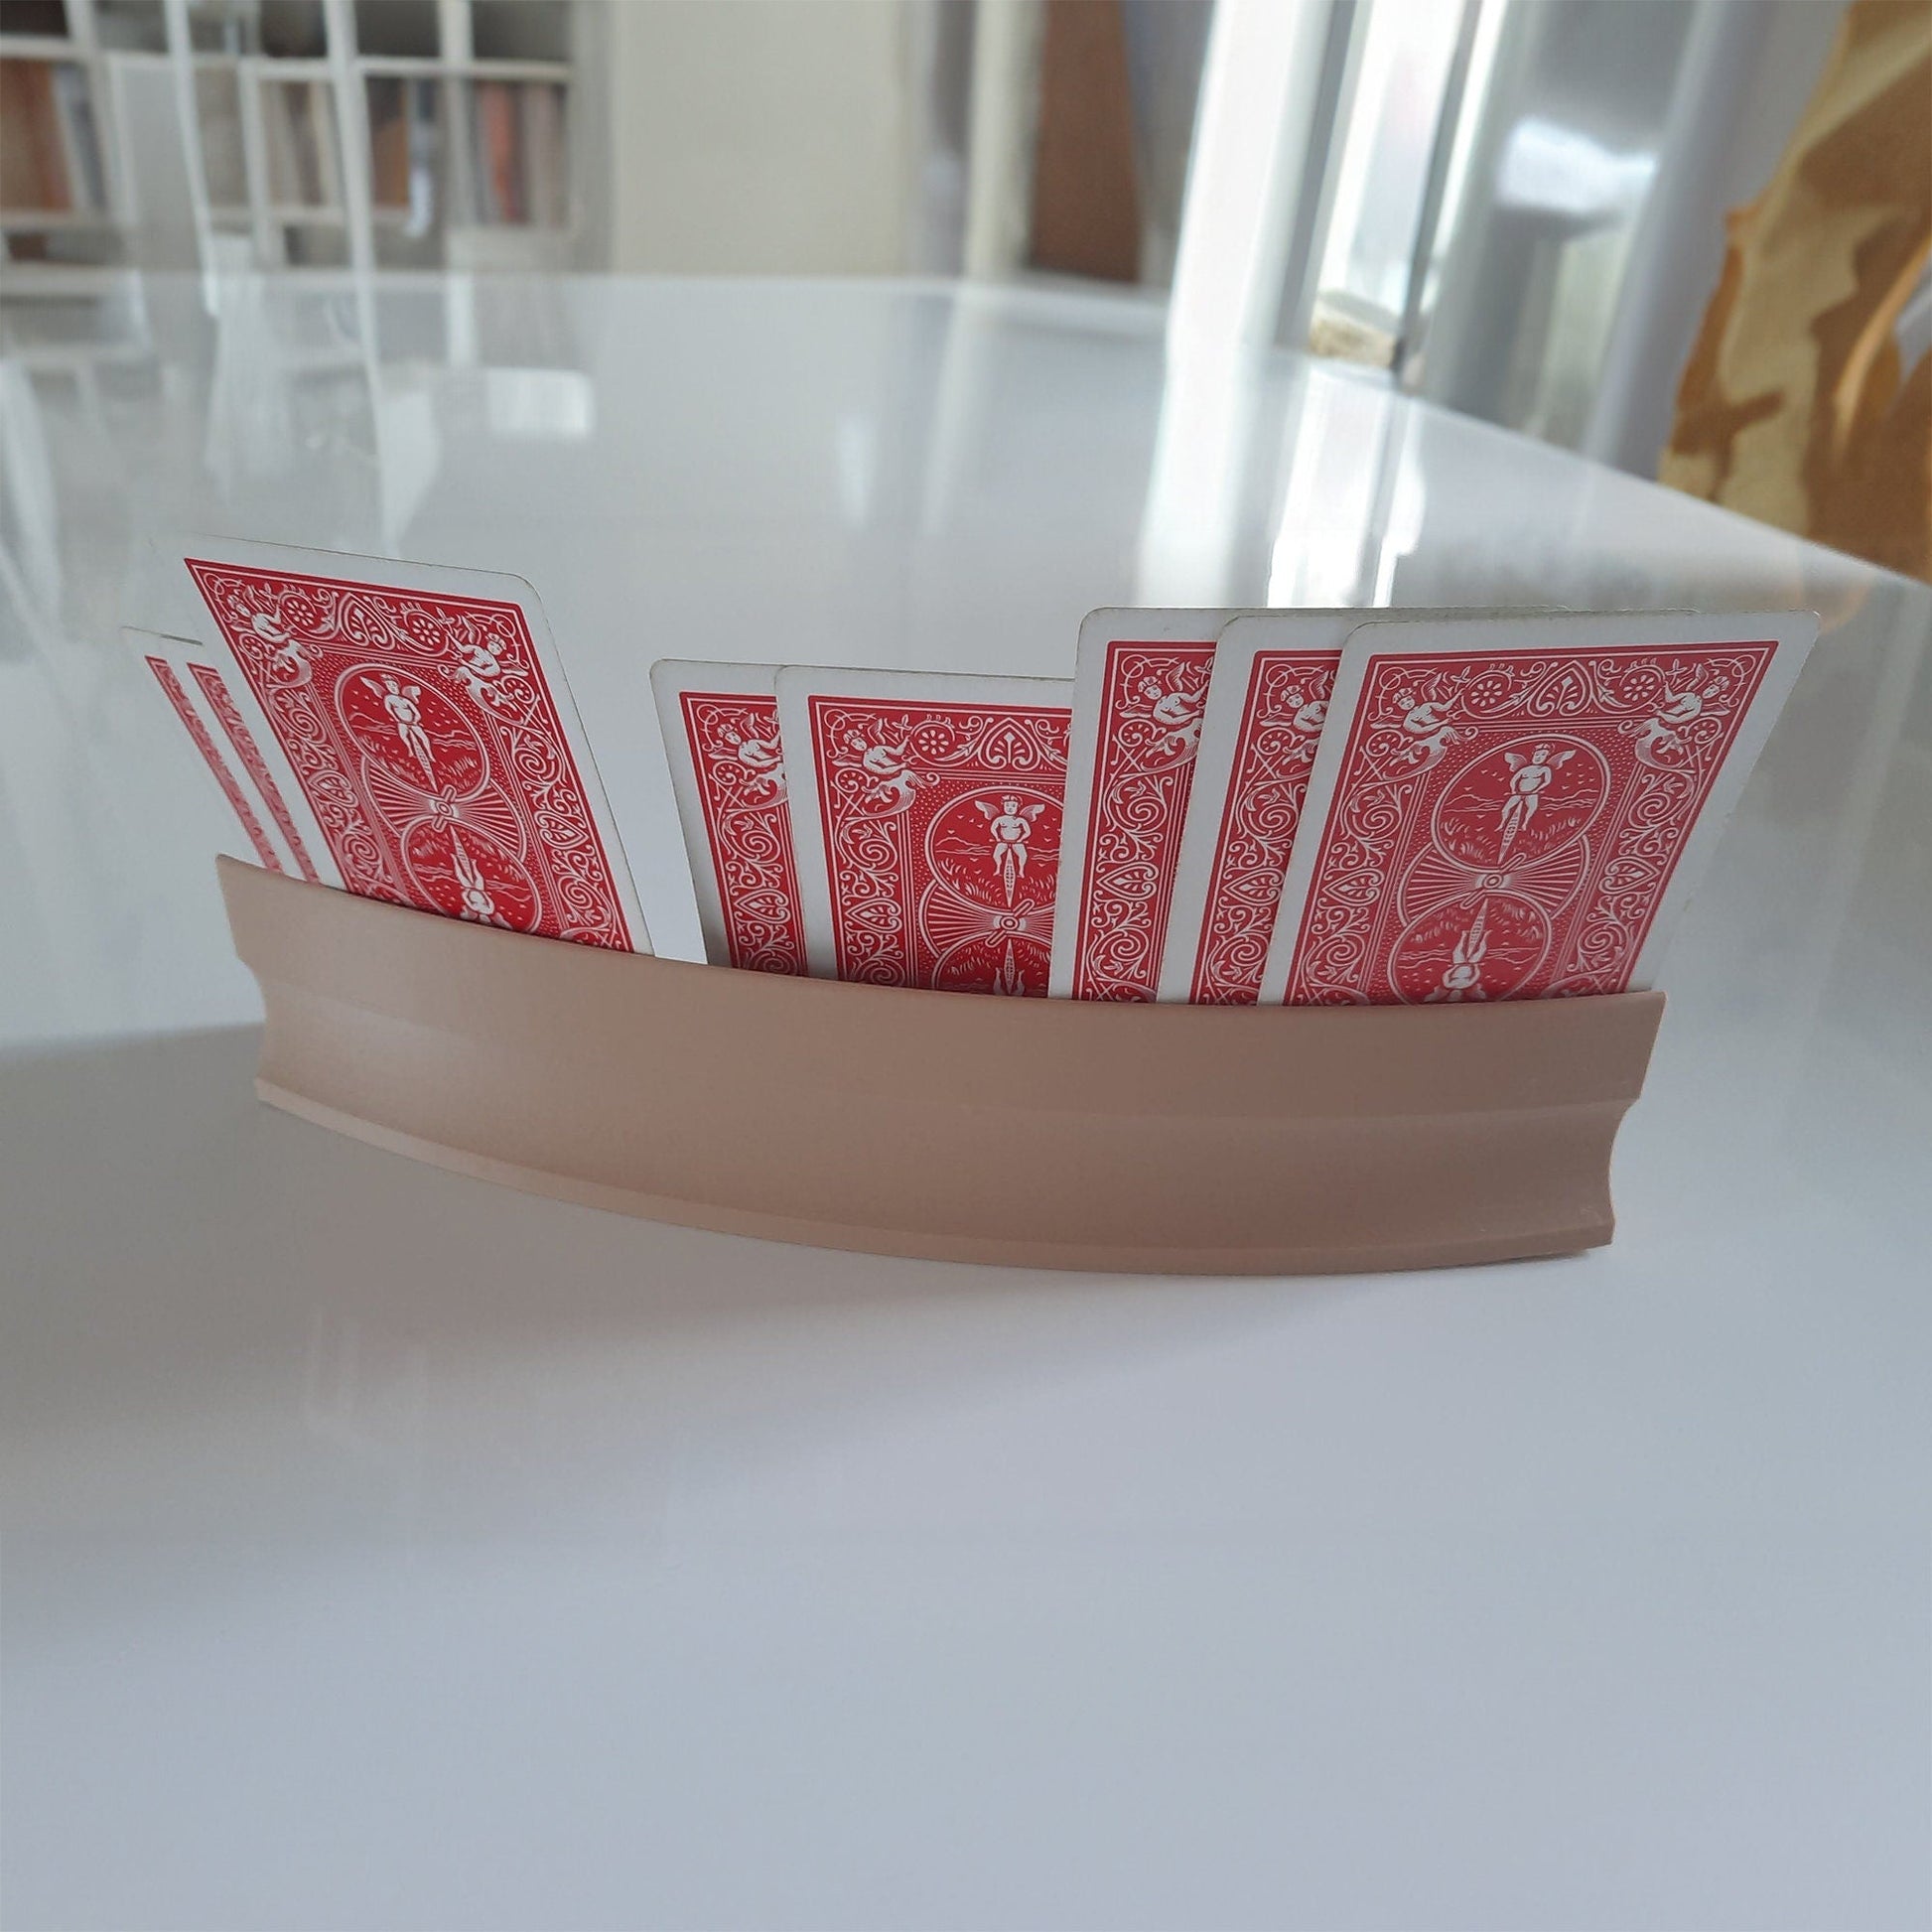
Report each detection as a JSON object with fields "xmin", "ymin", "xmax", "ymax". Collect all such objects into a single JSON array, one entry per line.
[
  {"xmin": 2, "ymin": 0, "xmax": 587, "ymax": 282},
  {"xmin": 0, "ymin": 0, "xmax": 131, "ymax": 279}
]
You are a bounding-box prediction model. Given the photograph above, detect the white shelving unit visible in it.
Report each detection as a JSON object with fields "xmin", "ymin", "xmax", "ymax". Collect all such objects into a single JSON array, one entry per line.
[
  {"xmin": 1, "ymin": 0, "xmax": 585, "ymax": 284},
  {"xmin": 0, "ymin": 0, "xmax": 136, "ymax": 282}
]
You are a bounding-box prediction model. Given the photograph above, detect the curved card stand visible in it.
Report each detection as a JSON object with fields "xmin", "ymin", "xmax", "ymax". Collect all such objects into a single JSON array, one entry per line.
[{"xmin": 218, "ymin": 858, "xmax": 1664, "ymax": 1276}]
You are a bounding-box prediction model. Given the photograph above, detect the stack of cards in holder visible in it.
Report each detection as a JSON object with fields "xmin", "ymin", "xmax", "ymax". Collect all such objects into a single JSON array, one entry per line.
[
  {"xmin": 133, "ymin": 541, "xmax": 1814, "ymax": 1007},
  {"xmin": 656, "ymin": 606, "xmax": 1815, "ymax": 1004},
  {"xmin": 132, "ymin": 539, "xmax": 650, "ymax": 952}
]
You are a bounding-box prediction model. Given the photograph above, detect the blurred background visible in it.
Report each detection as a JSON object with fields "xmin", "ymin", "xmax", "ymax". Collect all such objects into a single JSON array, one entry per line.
[{"xmin": 1, "ymin": 0, "xmax": 1926, "ymax": 576}]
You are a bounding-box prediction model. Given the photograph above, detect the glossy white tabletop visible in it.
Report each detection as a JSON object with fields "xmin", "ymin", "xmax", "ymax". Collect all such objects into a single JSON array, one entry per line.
[{"xmin": 3, "ymin": 275, "xmax": 1929, "ymax": 1929}]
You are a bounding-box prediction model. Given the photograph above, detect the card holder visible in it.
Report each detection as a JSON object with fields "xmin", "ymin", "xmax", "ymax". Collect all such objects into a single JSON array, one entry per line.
[{"xmin": 217, "ymin": 858, "xmax": 1664, "ymax": 1276}]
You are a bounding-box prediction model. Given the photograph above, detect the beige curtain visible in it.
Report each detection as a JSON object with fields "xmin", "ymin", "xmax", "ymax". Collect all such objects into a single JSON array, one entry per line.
[{"xmin": 1661, "ymin": 0, "xmax": 1931, "ymax": 582}]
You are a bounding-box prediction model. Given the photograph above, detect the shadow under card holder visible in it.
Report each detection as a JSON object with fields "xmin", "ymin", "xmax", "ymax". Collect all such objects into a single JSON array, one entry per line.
[{"xmin": 218, "ymin": 857, "xmax": 1664, "ymax": 1276}]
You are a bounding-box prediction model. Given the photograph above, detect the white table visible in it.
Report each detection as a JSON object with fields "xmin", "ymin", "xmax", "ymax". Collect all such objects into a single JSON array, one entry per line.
[{"xmin": 3, "ymin": 276, "xmax": 1929, "ymax": 1930}]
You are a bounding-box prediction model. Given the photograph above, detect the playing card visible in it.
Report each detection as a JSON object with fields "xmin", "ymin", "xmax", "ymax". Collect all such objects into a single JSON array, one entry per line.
[
  {"xmin": 1258, "ymin": 611, "xmax": 1819, "ymax": 1005},
  {"xmin": 650, "ymin": 660, "xmax": 807, "ymax": 974},
  {"xmin": 129, "ymin": 633, "xmax": 286, "ymax": 876},
  {"xmin": 1051, "ymin": 609, "xmax": 1230, "ymax": 1001},
  {"xmin": 122, "ymin": 625, "xmax": 339, "ymax": 884},
  {"xmin": 166, "ymin": 538, "xmax": 649, "ymax": 951},
  {"xmin": 1155, "ymin": 611, "xmax": 1353, "ymax": 1004},
  {"xmin": 1155, "ymin": 606, "xmax": 1571, "ymax": 1005},
  {"xmin": 776, "ymin": 666, "xmax": 1072, "ymax": 995}
]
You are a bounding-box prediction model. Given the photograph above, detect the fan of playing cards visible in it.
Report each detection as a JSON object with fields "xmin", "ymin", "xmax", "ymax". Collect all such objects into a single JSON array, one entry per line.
[{"xmin": 133, "ymin": 540, "xmax": 1816, "ymax": 1007}]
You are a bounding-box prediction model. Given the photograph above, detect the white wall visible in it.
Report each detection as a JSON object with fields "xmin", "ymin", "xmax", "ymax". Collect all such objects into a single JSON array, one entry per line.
[{"xmin": 605, "ymin": 0, "xmax": 918, "ymax": 275}]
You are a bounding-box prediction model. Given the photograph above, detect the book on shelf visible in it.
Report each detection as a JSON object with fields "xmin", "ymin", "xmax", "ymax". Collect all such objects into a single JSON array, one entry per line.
[
  {"xmin": 368, "ymin": 75, "xmax": 411, "ymax": 207},
  {"xmin": 1, "ymin": 57, "xmax": 107, "ymax": 214},
  {"xmin": 467, "ymin": 79, "xmax": 567, "ymax": 229},
  {"xmin": 473, "ymin": 78, "xmax": 520, "ymax": 224},
  {"xmin": 406, "ymin": 78, "xmax": 437, "ymax": 235},
  {"xmin": 519, "ymin": 82, "xmax": 565, "ymax": 228},
  {"xmin": 368, "ymin": 74, "xmax": 441, "ymax": 234},
  {"xmin": 51, "ymin": 60, "xmax": 103, "ymax": 209},
  {"xmin": 263, "ymin": 77, "xmax": 341, "ymax": 210},
  {"xmin": 1, "ymin": 61, "xmax": 67, "ymax": 212}
]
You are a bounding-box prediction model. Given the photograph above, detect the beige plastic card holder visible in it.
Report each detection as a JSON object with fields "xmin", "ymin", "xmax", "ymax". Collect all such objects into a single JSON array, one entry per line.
[{"xmin": 219, "ymin": 858, "xmax": 1664, "ymax": 1276}]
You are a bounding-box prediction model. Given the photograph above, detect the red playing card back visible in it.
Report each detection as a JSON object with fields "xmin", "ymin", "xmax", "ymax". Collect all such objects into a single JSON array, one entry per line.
[
  {"xmin": 1067, "ymin": 639, "xmax": 1213, "ymax": 1001},
  {"xmin": 146, "ymin": 655, "xmax": 285, "ymax": 876},
  {"xmin": 188, "ymin": 660, "xmax": 324, "ymax": 884},
  {"xmin": 1186, "ymin": 648, "xmax": 1338, "ymax": 1004},
  {"xmin": 805, "ymin": 693, "xmax": 1070, "ymax": 995},
  {"xmin": 677, "ymin": 688, "xmax": 808, "ymax": 975},
  {"xmin": 186, "ymin": 560, "xmax": 636, "ymax": 948},
  {"xmin": 1280, "ymin": 640, "xmax": 1780, "ymax": 1003}
]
